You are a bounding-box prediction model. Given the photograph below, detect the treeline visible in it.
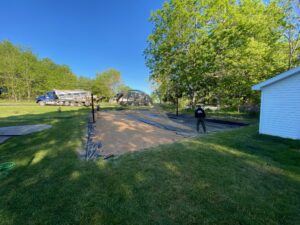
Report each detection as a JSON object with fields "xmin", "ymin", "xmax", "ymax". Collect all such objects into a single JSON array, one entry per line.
[
  {"xmin": 145, "ymin": 0, "xmax": 300, "ymax": 109},
  {"xmin": 77, "ymin": 70, "xmax": 131, "ymax": 101},
  {"xmin": 0, "ymin": 40, "xmax": 129, "ymax": 101},
  {"xmin": 0, "ymin": 41, "xmax": 77, "ymax": 101}
]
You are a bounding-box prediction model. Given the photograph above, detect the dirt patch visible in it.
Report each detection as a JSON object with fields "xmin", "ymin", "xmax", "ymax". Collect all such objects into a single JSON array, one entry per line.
[
  {"xmin": 93, "ymin": 109, "xmax": 244, "ymax": 156},
  {"xmin": 94, "ymin": 111, "xmax": 184, "ymax": 156}
]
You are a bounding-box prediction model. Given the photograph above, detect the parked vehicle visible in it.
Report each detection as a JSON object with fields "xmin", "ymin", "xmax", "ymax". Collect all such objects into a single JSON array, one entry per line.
[
  {"xmin": 36, "ymin": 89, "xmax": 93, "ymax": 106},
  {"xmin": 116, "ymin": 90, "xmax": 152, "ymax": 106}
]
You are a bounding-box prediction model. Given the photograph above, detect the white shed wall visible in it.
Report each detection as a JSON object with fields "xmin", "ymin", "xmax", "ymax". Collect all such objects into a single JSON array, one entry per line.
[{"xmin": 259, "ymin": 72, "xmax": 300, "ymax": 140}]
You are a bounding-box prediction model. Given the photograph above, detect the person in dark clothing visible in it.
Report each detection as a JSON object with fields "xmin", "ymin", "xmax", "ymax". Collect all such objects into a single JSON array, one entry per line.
[{"xmin": 195, "ymin": 105, "xmax": 206, "ymax": 133}]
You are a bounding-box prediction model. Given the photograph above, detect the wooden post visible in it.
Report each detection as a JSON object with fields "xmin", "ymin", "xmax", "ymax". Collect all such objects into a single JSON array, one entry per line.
[
  {"xmin": 175, "ymin": 83, "xmax": 179, "ymax": 116},
  {"xmin": 176, "ymin": 96, "xmax": 179, "ymax": 116},
  {"xmin": 91, "ymin": 93, "xmax": 95, "ymax": 123}
]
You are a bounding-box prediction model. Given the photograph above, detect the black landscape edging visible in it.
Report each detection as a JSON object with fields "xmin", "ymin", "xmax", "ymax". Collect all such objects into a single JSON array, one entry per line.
[
  {"xmin": 167, "ymin": 113, "xmax": 248, "ymax": 126},
  {"xmin": 205, "ymin": 118, "xmax": 249, "ymax": 126},
  {"xmin": 85, "ymin": 113, "xmax": 102, "ymax": 160}
]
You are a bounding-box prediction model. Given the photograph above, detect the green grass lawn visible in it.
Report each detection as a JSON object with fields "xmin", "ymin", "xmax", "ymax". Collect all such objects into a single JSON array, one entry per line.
[
  {"xmin": 0, "ymin": 105, "xmax": 299, "ymax": 225},
  {"xmin": 0, "ymin": 99, "xmax": 36, "ymax": 105}
]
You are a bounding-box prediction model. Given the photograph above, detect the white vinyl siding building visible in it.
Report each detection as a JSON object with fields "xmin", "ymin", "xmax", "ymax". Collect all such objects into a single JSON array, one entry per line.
[{"xmin": 252, "ymin": 67, "xmax": 300, "ymax": 140}]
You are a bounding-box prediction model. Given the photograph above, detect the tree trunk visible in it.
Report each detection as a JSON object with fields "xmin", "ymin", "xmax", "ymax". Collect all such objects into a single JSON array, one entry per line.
[
  {"xmin": 192, "ymin": 93, "xmax": 197, "ymax": 108},
  {"xmin": 217, "ymin": 97, "xmax": 221, "ymax": 110}
]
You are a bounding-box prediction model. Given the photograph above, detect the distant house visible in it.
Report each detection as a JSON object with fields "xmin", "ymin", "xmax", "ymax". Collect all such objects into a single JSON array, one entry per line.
[{"xmin": 252, "ymin": 67, "xmax": 300, "ymax": 140}]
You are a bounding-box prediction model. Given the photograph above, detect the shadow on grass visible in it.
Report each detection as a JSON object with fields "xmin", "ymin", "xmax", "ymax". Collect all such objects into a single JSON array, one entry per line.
[
  {"xmin": 0, "ymin": 110, "xmax": 299, "ymax": 225},
  {"xmin": 200, "ymin": 125, "xmax": 300, "ymax": 175}
]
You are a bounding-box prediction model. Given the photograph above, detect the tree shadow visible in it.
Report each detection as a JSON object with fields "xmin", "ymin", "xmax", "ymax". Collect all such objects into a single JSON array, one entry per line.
[{"xmin": 198, "ymin": 125, "xmax": 300, "ymax": 173}]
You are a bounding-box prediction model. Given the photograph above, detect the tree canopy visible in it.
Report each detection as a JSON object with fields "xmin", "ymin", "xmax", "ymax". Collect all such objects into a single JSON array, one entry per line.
[
  {"xmin": 92, "ymin": 69, "xmax": 124, "ymax": 100},
  {"xmin": 0, "ymin": 40, "xmax": 77, "ymax": 101},
  {"xmin": 145, "ymin": 0, "xmax": 300, "ymax": 109}
]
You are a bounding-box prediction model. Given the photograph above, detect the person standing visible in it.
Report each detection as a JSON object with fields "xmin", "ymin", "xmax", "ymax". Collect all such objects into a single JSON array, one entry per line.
[{"xmin": 195, "ymin": 105, "xmax": 206, "ymax": 133}]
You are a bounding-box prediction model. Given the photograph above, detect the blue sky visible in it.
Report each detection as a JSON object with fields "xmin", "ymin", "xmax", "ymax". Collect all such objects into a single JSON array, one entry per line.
[{"xmin": 0, "ymin": 0, "xmax": 165, "ymax": 93}]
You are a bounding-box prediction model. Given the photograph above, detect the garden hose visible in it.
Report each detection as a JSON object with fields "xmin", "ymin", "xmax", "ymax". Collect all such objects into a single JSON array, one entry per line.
[{"xmin": 0, "ymin": 162, "xmax": 15, "ymax": 179}]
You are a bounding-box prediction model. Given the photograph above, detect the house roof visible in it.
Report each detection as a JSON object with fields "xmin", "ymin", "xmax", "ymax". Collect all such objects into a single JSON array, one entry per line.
[{"xmin": 252, "ymin": 66, "xmax": 300, "ymax": 91}]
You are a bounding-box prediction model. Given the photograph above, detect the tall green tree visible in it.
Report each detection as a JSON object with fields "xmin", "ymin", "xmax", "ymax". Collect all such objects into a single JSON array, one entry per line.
[
  {"xmin": 0, "ymin": 41, "xmax": 131, "ymax": 102},
  {"xmin": 0, "ymin": 40, "xmax": 78, "ymax": 101},
  {"xmin": 281, "ymin": 0, "xmax": 300, "ymax": 69},
  {"xmin": 92, "ymin": 69, "xmax": 122, "ymax": 99},
  {"xmin": 209, "ymin": 0, "xmax": 286, "ymax": 107},
  {"xmin": 117, "ymin": 84, "xmax": 131, "ymax": 93},
  {"xmin": 146, "ymin": 0, "xmax": 289, "ymax": 109},
  {"xmin": 77, "ymin": 76, "xmax": 93, "ymax": 91}
]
